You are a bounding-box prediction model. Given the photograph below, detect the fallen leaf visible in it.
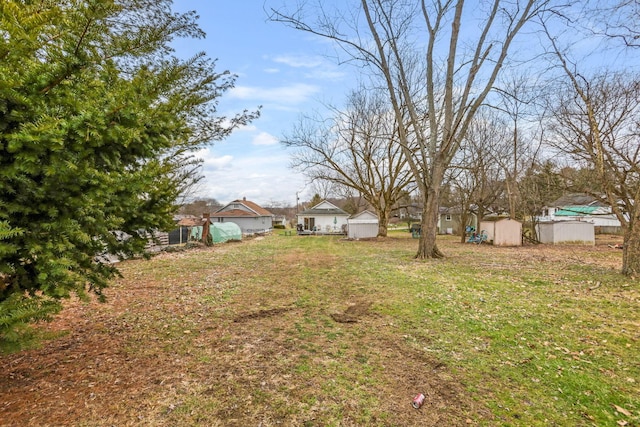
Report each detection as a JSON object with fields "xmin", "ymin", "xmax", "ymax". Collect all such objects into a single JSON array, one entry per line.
[{"xmin": 613, "ymin": 404, "xmax": 631, "ymax": 417}]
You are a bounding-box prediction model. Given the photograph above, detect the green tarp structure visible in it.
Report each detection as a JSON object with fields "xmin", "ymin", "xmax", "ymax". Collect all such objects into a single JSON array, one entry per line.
[
  {"xmin": 190, "ymin": 226, "xmax": 203, "ymax": 241},
  {"xmin": 210, "ymin": 222, "xmax": 242, "ymax": 243},
  {"xmin": 555, "ymin": 206, "xmax": 599, "ymax": 216}
]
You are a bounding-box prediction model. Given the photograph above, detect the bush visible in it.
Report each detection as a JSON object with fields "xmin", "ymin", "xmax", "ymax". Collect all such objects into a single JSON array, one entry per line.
[{"xmin": 0, "ymin": 293, "xmax": 61, "ymax": 353}]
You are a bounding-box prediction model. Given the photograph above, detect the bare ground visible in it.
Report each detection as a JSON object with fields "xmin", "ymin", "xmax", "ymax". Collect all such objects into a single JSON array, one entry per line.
[{"xmin": 0, "ymin": 235, "xmax": 625, "ymax": 426}]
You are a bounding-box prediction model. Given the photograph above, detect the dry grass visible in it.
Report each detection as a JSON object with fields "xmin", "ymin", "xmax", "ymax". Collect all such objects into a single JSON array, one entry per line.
[{"xmin": 0, "ymin": 233, "xmax": 637, "ymax": 426}]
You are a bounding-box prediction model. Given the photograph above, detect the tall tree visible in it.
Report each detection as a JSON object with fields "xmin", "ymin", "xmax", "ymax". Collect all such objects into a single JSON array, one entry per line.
[
  {"xmin": 282, "ymin": 86, "xmax": 413, "ymax": 237},
  {"xmin": 0, "ymin": 0, "xmax": 258, "ymax": 343},
  {"xmin": 450, "ymin": 110, "xmax": 509, "ymax": 241},
  {"xmin": 543, "ymin": 27, "xmax": 640, "ymax": 274},
  {"xmin": 492, "ymin": 73, "xmax": 544, "ymax": 219},
  {"xmin": 518, "ymin": 159, "xmax": 565, "ymax": 231},
  {"xmin": 270, "ymin": 0, "xmax": 553, "ymax": 258}
]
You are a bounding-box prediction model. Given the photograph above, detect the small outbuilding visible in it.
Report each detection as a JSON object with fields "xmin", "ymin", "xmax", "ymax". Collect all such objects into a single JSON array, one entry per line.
[
  {"xmin": 480, "ymin": 217, "xmax": 522, "ymax": 247},
  {"xmin": 347, "ymin": 210, "xmax": 379, "ymax": 239},
  {"xmin": 536, "ymin": 221, "xmax": 595, "ymax": 245},
  {"xmin": 210, "ymin": 222, "xmax": 242, "ymax": 243}
]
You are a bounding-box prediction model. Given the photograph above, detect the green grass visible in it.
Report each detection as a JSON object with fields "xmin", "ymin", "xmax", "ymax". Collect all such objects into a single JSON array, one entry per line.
[
  {"xmin": 3, "ymin": 234, "xmax": 638, "ymax": 426},
  {"xmin": 252, "ymin": 234, "xmax": 639, "ymax": 426}
]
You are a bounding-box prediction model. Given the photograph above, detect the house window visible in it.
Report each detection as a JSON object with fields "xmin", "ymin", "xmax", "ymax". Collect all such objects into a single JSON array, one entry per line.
[{"xmin": 446, "ymin": 214, "xmax": 452, "ymax": 221}]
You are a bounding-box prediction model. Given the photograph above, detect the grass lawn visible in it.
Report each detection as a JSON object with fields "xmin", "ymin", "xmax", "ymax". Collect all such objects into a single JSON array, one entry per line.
[{"xmin": 1, "ymin": 233, "xmax": 638, "ymax": 426}]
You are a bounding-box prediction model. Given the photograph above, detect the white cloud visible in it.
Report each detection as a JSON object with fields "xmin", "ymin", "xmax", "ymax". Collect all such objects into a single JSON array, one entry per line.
[
  {"xmin": 230, "ymin": 83, "xmax": 320, "ymax": 104},
  {"xmin": 236, "ymin": 124, "xmax": 258, "ymax": 132},
  {"xmin": 252, "ymin": 132, "xmax": 279, "ymax": 146},
  {"xmin": 195, "ymin": 151, "xmax": 306, "ymax": 206},
  {"xmin": 304, "ymin": 69, "xmax": 347, "ymax": 81},
  {"xmin": 263, "ymin": 67, "xmax": 280, "ymax": 74},
  {"xmin": 272, "ymin": 54, "xmax": 324, "ymax": 68},
  {"xmin": 196, "ymin": 150, "xmax": 233, "ymax": 171}
]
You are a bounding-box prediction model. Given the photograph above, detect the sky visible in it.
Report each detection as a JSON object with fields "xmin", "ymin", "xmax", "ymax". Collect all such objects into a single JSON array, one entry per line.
[
  {"xmin": 170, "ymin": 1, "xmax": 354, "ymax": 207},
  {"xmin": 168, "ymin": 2, "xmax": 640, "ymax": 209}
]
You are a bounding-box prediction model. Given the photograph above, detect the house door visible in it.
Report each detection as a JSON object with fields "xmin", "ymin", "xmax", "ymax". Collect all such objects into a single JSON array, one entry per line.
[{"xmin": 304, "ymin": 217, "xmax": 315, "ymax": 231}]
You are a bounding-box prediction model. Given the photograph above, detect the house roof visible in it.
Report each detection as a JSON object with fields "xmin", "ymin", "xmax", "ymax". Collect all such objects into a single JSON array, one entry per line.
[
  {"xmin": 234, "ymin": 199, "xmax": 273, "ymax": 216},
  {"xmin": 214, "ymin": 209, "xmax": 259, "ymax": 218},
  {"xmin": 439, "ymin": 206, "xmax": 478, "ymax": 215},
  {"xmin": 549, "ymin": 193, "xmax": 606, "ymax": 208},
  {"xmin": 298, "ymin": 200, "xmax": 349, "ymax": 216},
  {"xmin": 214, "ymin": 199, "xmax": 273, "ymax": 218}
]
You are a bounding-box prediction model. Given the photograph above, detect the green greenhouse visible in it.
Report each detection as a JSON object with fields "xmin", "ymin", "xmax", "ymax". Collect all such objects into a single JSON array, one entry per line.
[{"xmin": 210, "ymin": 222, "xmax": 242, "ymax": 243}]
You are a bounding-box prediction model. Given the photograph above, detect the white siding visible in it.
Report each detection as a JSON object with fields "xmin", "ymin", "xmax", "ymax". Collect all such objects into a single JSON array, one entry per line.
[
  {"xmin": 216, "ymin": 217, "xmax": 272, "ymax": 235},
  {"xmin": 536, "ymin": 221, "xmax": 595, "ymax": 245},
  {"xmin": 347, "ymin": 211, "xmax": 379, "ymax": 238},
  {"xmin": 480, "ymin": 219, "xmax": 522, "ymax": 246}
]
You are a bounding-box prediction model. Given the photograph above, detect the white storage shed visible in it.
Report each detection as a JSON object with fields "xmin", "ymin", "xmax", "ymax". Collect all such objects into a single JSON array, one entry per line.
[
  {"xmin": 480, "ymin": 217, "xmax": 522, "ymax": 247},
  {"xmin": 347, "ymin": 210, "xmax": 379, "ymax": 239},
  {"xmin": 536, "ymin": 221, "xmax": 595, "ymax": 245}
]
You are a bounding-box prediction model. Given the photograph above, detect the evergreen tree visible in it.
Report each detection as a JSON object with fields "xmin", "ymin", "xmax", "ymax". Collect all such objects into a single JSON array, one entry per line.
[{"xmin": 0, "ymin": 0, "xmax": 258, "ymax": 346}]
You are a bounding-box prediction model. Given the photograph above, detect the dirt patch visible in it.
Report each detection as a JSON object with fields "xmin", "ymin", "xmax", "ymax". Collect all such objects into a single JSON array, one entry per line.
[
  {"xmin": 330, "ymin": 301, "xmax": 372, "ymax": 323},
  {"xmin": 233, "ymin": 306, "xmax": 296, "ymax": 323}
]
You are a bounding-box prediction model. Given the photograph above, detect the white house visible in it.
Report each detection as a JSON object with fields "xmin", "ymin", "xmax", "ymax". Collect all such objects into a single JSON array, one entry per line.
[
  {"xmin": 538, "ymin": 193, "xmax": 621, "ymax": 233},
  {"xmin": 212, "ymin": 198, "xmax": 274, "ymax": 235},
  {"xmin": 347, "ymin": 210, "xmax": 379, "ymax": 239},
  {"xmin": 297, "ymin": 200, "xmax": 349, "ymax": 234}
]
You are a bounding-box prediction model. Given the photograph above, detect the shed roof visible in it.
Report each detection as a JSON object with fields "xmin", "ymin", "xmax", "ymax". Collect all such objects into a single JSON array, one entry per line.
[
  {"xmin": 349, "ymin": 210, "xmax": 378, "ymax": 220},
  {"xmin": 177, "ymin": 217, "xmax": 204, "ymax": 227}
]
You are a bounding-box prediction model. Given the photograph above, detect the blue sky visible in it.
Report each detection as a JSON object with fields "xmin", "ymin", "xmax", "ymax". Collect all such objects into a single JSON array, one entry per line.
[
  {"xmin": 168, "ymin": 2, "xmax": 639, "ymax": 208},
  {"xmin": 170, "ymin": 1, "xmax": 353, "ymax": 207}
]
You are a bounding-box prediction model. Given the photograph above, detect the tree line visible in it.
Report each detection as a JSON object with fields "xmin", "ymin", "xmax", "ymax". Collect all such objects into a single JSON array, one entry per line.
[{"xmin": 271, "ymin": 0, "xmax": 640, "ymax": 276}]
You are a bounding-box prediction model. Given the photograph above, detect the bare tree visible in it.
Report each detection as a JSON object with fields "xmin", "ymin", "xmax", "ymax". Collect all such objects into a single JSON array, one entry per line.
[
  {"xmin": 543, "ymin": 29, "xmax": 640, "ymax": 274},
  {"xmin": 449, "ymin": 110, "xmax": 511, "ymax": 241},
  {"xmin": 282, "ymin": 86, "xmax": 413, "ymax": 237},
  {"xmin": 270, "ymin": 0, "xmax": 553, "ymax": 258},
  {"xmin": 491, "ymin": 73, "xmax": 546, "ymax": 219},
  {"xmin": 587, "ymin": 0, "xmax": 640, "ymax": 48}
]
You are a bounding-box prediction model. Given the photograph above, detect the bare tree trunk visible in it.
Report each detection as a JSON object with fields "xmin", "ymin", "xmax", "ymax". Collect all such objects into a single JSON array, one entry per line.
[
  {"xmin": 417, "ymin": 185, "xmax": 444, "ymax": 259},
  {"xmin": 506, "ymin": 177, "xmax": 517, "ymax": 218},
  {"xmin": 459, "ymin": 210, "xmax": 469, "ymax": 243},
  {"xmin": 622, "ymin": 218, "xmax": 640, "ymax": 275},
  {"xmin": 377, "ymin": 205, "xmax": 390, "ymax": 237}
]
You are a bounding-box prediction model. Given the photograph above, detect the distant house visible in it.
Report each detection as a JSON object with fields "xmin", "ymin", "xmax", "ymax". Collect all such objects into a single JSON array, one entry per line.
[
  {"xmin": 539, "ymin": 193, "xmax": 621, "ymax": 233},
  {"xmin": 272, "ymin": 215, "xmax": 287, "ymax": 228},
  {"xmin": 297, "ymin": 200, "xmax": 349, "ymax": 234},
  {"xmin": 212, "ymin": 198, "xmax": 274, "ymax": 235},
  {"xmin": 438, "ymin": 206, "xmax": 478, "ymax": 235},
  {"xmin": 480, "ymin": 217, "xmax": 522, "ymax": 246},
  {"xmin": 347, "ymin": 210, "xmax": 379, "ymax": 239}
]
